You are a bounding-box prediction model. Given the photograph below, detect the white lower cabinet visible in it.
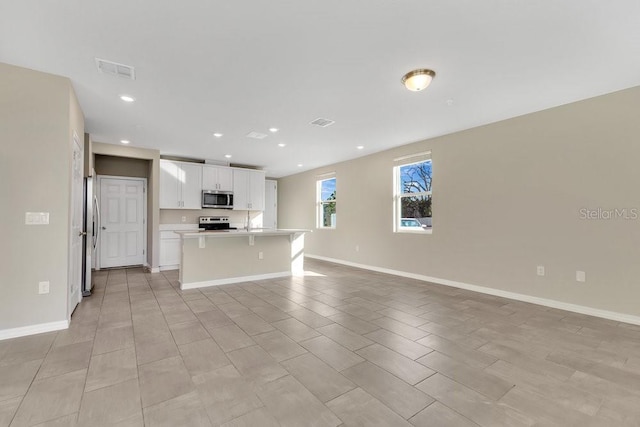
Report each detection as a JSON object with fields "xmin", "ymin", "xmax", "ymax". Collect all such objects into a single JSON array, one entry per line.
[{"xmin": 159, "ymin": 230, "xmax": 182, "ymax": 270}]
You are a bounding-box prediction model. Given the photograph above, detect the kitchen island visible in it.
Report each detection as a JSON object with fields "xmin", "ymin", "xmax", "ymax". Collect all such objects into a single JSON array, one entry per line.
[{"xmin": 175, "ymin": 229, "xmax": 308, "ymax": 290}]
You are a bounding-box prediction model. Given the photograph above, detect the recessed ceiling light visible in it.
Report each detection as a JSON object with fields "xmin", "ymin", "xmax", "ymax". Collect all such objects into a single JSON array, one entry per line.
[
  {"xmin": 297, "ymin": 164, "xmax": 303, "ymax": 167},
  {"xmin": 269, "ymin": 127, "xmax": 279, "ymax": 133},
  {"xmin": 356, "ymin": 145, "xmax": 364, "ymax": 150},
  {"xmin": 224, "ymin": 154, "xmax": 232, "ymax": 158},
  {"xmin": 278, "ymin": 143, "xmax": 286, "ymax": 147},
  {"xmin": 119, "ymin": 95, "xmax": 135, "ymax": 103},
  {"xmin": 213, "ymin": 133, "xmax": 223, "ymax": 138},
  {"xmin": 120, "ymin": 139, "xmax": 130, "ymax": 144}
]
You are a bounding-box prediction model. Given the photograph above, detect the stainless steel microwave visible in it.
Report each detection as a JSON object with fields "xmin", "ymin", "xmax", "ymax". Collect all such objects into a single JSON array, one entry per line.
[{"xmin": 202, "ymin": 190, "xmax": 233, "ymax": 209}]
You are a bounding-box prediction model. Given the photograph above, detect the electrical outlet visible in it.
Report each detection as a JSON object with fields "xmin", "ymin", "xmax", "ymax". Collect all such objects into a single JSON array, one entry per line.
[
  {"xmin": 576, "ymin": 271, "xmax": 586, "ymax": 282},
  {"xmin": 258, "ymin": 251, "xmax": 264, "ymax": 260},
  {"xmin": 38, "ymin": 281, "xmax": 50, "ymax": 294},
  {"xmin": 355, "ymin": 245, "xmax": 360, "ymax": 252},
  {"xmin": 181, "ymin": 216, "xmax": 186, "ymax": 223},
  {"xmin": 536, "ymin": 266, "xmax": 545, "ymax": 276}
]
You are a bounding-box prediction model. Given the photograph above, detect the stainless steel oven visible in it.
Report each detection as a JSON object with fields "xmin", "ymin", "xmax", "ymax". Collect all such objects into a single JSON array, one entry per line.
[{"xmin": 202, "ymin": 190, "xmax": 233, "ymax": 209}]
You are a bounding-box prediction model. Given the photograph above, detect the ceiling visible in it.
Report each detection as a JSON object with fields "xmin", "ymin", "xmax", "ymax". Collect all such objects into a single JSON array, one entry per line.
[{"xmin": 1, "ymin": 1, "xmax": 639, "ymax": 177}]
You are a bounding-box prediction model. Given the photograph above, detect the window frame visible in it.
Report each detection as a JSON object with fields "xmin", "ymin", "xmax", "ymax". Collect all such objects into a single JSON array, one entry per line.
[
  {"xmin": 316, "ymin": 177, "xmax": 337, "ymax": 229},
  {"xmin": 393, "ymin": 158, "xmax": 432, "ymax": 234}
]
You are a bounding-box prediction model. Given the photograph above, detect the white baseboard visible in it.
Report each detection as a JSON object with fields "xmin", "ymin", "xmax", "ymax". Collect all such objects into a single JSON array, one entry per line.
[
  {"xmin": 180, "ymin": 271, "xmax": 291, "ymax": 290},
  {"xmin": 0, "ymin": 320, "xmax": 69, "ymax": 341},
  {"xmin": 307, "ymin": 254, "xmax": 640, "ymax": 326},
  {"xmin": 160, "ymin": 265, "xmax": 178, "ymax": 272},
  {"xmin": 150, "ymin": 267, "xmax": 160, "ymax": 273}
]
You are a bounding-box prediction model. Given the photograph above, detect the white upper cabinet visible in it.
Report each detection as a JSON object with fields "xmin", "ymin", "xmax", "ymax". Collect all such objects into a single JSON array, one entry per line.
[
  {"xmin": 181, "ymin": 162, "xmax": 203, "ymax": 209},
  {"xmin": 159, "ymin": 159, "xmax": 203, "ymax": 209},
  {"xmin": 202, "ymin": 165, "xmax": 233, "ymax": 192},
  {"xmin": 233, "ymin": 168, "xmax": 265, "ymax": 211},
  {"xmin": 159, "ymin": 160, "xmax": 181, "ymax": 209}
]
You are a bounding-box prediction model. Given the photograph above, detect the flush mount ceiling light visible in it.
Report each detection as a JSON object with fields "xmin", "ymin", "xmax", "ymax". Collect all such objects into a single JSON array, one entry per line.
[
  {"xmin": 213, "ymin": 133, "xmax": 223, "ymax": 138},
  {"xmin": 269, "ymin": 127, "xmax": 279, "ymax": 133},
  {"xmin": 356, "ymin": 145, "xmax": 364, "ymax": 150},
  {"xmin": 224, "ymin": 154, "xmax": 232, "ymax": 158},
  {"xmin": 119, "ymin": 95, "xmax": 135, "ymax": 102},
  {"xmin": 401, "ymin": 69, "xmax": 436, "ymax": 91},
  {"xmin": 120, "ymin": 139, "xmax": 130, "ymax": 144},
  {"xmin": 278, "ymin": 143, "xmax": 286, "ymax": 147}
]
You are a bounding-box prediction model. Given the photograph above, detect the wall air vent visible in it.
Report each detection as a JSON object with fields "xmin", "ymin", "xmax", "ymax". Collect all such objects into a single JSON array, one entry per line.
[
  {"xmin": 310, "ymin": 118, "xmax": 335, "ymax": 128},
  {"xmin": 246, "ymin": 131, "xmax": 268, "ymax": 140},
  {"xmin": 95, "ymin": 58, "xmax": 136, "ymax": 80}
]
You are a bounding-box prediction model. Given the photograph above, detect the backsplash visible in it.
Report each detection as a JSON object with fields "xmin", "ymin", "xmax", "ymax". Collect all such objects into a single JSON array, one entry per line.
[{"xmin": 160, "ymin": 209, "xmax": 264, "ymax": 228}]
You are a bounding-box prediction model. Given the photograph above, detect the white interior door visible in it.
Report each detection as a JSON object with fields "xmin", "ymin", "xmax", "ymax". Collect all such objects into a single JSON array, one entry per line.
[
  {"xmin": 264, "ymin": 179, "xmax": 277, "ymax": 229},
  {"xmin": 99, "ymin": 177, "xmax": 146, "ymax": 268},
  {"xmin": 69, "ymin": 134, "xmax": 83, "ymax": 317}
]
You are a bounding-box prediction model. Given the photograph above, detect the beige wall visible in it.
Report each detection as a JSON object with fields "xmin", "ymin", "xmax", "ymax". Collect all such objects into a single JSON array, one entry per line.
[
  {"xmin": 0, "ymin": 62, "xmax": 83, "ymax": 330},
  {"xmin": 95, "ymin": 154, "xmax": 149, "ymax": 178},
  {"xmin": 278, "ymin": 86, "xmax": 640, "ymax": 318},
  {"xmin": 84, "ymin": 133, "xmax": 93, "ymax": 175},
  {"xmin": 92, "ymin": 143, "xmax": 160, "ymax": 269}
]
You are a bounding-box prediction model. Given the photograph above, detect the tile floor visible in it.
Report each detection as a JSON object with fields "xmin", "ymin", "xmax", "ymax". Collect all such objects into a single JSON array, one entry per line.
[{"xmin": 2, "ymin": 258, "xmax": 640, "ymax": 426}]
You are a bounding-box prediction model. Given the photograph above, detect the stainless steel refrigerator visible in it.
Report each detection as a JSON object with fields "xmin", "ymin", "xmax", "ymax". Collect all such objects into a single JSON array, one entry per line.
[{"xmin": 82, "ymin": 173, "xmax": 99, "ymax": 296}]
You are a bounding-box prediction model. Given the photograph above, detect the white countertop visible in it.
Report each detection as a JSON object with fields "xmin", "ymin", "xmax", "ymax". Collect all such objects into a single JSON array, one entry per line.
[
  {"xmin": 159, "ymin": 224, "xmax": 201, "ymax": 232},
  {"xmin": 175, "ymin": 229, "xmax": 309, "ymax": 238}
]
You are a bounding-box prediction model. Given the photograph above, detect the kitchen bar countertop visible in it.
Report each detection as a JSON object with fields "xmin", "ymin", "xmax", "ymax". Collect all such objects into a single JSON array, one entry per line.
[
  {"xmin": 175, "ymin": 229, "xmax": 309, "ymax": 238},
  {"xmin": 177, "ymin": 228, "xmax": 309, "ymax": 289}
]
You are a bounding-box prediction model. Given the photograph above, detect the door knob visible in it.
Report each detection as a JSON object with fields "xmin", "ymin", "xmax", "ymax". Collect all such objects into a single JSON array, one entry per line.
[
  {"xmin": 101, "ymin": 226, "xmax": 107, "ymax": 230},
  {"xmin": 78, "ymin": 231, "xmax": 87, "ymax": 236}
]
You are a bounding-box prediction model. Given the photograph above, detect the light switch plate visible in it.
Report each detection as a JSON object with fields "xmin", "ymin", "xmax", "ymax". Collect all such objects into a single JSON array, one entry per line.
[
  {"xmin": 576, "ymin": 271, "xmax": 586, "ymax": 282},
  {"xmin": 38, "ymin": 281, "xmax": 50, "ymax": 294},
  {"xmin": 25, "ymin": 212, "xmax": 50, "ymax": 225}
]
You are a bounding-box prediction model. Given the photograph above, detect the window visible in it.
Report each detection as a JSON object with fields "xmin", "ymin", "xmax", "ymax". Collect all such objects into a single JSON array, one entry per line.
[
  {"xmin": 394, "ymin": 158, "xmax": 432, "ymax": 232},
  {"xmin": 317, "ymin": 177, "xmax": 336, "ymax": 228}
]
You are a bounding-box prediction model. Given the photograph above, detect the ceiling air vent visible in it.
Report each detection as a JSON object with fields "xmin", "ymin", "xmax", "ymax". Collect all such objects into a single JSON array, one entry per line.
[
  {"xmin": 95, "ymin": 58, "xmax": 136, "ymax": 80},
  {"xmin": 310, "ymin": 118, "xmax": 335, "ymax": 128},
  {"xmin": 246, "ymin": 131, "xmax": 268, "ymax": 140}
]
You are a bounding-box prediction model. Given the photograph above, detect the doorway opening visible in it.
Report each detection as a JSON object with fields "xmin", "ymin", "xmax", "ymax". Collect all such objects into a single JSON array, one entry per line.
[{"xmin": 95, "ymin": 176, "xmax": 148, "ymax": 269}]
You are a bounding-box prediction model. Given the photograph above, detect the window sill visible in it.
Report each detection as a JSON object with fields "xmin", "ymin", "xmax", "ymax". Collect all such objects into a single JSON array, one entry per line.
[{"xmin": 396, "ymin": 228, "xmax": 432, "ymax": 235}]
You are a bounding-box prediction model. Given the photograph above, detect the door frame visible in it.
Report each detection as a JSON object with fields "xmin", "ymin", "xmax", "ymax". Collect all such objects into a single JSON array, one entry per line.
[
  {"xmin": 68, "ymin": 131, "xmax": 83, "ymax": 319},
  {"xmin": 95, "ymin": 175, "xmax": 148, "ymax": 270}
]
